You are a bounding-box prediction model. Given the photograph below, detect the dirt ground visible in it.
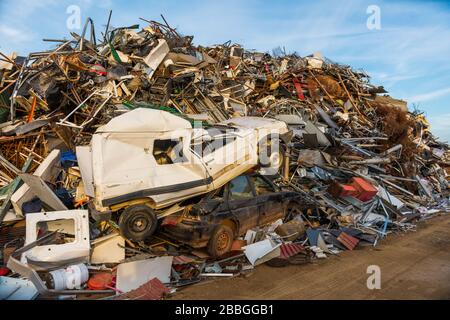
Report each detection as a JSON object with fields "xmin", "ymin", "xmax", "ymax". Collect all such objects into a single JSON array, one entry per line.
[{"xmin": 172, "ymin": 214, "xmax": 450, "ymax": 300}]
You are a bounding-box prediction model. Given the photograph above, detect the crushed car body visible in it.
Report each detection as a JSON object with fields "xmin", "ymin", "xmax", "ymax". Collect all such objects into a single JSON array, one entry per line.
[
  {"xmin": 82, "ymin": 108, "xmax": 289, "ymax": 240},
  {"xmin": 162, "ymin": 173, "xmax": 313, "ymax": 257},
  {"xmin": 90, "ymin": 108, "xmax": 289, "ymax": 213}
]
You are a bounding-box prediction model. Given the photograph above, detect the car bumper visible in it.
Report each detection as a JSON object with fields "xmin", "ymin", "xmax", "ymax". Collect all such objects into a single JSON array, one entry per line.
[{"xmin": 163, "ymin": 220, "xmax": 215, "ymax": 249}]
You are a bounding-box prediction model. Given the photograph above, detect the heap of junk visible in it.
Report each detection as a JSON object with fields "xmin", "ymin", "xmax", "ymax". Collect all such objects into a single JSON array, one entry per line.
[{"xmin": 0, "ymin": 15, "xmax": 448, "ymax": 300}]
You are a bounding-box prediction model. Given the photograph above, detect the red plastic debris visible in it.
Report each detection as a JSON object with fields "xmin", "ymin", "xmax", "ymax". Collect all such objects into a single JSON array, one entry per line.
[
  {"xmin": 293, "ymin": 79, "xmax": 306, "ymax": 101},
  {"xmin": 0, "ymin": 267, "xmax": 10, "ymax": 276},
  {"xmin": 351, "ymin": 177, "xmax": 378, "ymax": 202},
  {"xmin": 328, "ymin": 181, "xmax": 359, "ymax": 198},
  {"xmin": 329, "ymin": 178, "xmax": 378, "ymax": 203},
  {"xmin": 87, "ymin": 273, "xmax": 114, "ymax": 290},
  {"xmin": 89, "ymin": 64, "xmax": 107, "ymax": 76}
]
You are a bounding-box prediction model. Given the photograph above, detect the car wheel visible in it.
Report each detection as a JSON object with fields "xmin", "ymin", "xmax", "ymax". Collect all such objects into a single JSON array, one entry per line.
[
  {"xmin": 119, "ymin": 205, "xmax": 158, "ymax": 242},
  {"xmin": 207, "ymin": 225, "xmax": 234, "ymax": 258},
  {"xmin": 283, "ymin": 202, "xmax": 303, "ymax": 222}
]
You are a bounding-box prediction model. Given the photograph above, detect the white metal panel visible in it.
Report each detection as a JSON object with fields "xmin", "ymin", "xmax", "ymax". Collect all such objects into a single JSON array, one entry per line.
[{"xmin": 22, "ymin": 210, "xmax": 90, "ymax": 264}]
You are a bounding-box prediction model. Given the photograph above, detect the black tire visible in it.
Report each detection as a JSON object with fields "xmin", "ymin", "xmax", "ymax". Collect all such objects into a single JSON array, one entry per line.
[
  {"xmin": 207, "ymin": 225, "xmax": 234, "ymax": 258},
  {"xmin": 119, "ymin": 205, "xmax": 158, "ymax": 242}
]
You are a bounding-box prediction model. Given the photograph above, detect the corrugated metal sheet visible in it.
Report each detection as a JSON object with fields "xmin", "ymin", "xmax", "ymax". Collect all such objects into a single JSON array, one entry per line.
[
  {"xmin": 172, "ymin": 255, "xmax": 196, "ymax": 265},
  {"xmin": 113, "ymin": 278, "xmax": 170, "ymax": 300},
  {"xmin": 337, "ymin": 232, "xmax": 360, "ymax": 250},
  {"xmin": 279, "ymin": 243, "xmax": 304, "ymax": 260}
]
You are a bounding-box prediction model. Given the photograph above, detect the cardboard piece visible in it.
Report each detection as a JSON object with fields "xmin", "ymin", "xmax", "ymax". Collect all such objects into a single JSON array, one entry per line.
[
  {"xmin": 91, "ymin": 234, "xmax": 125, "ymax": 264},
  {"xmin": 116, "ymin": 256, "xmax": 173, "ymax": 293}
]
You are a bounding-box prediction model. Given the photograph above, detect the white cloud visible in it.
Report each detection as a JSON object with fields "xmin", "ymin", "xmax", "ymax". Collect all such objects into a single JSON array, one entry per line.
[
  {"xmin": 0, "ymin": 25, "xmax": 32, "ymax": 41},
  {"xmin": 3, "ymin": 0, "xmax": 59, "ymax": 19},
  {"xmin": 408, "ymin": 87, "xmax": 450, "ymax": 103},
  {"xmin": 428, "ymin": 113, "xmax": 450, "ymax": 143},
  {"xmin": 80, "ymin": 0, "xmax": 113, "ymax": 9},
  {"xmin": 0, "ymin": 25, "xmax": 37, "ymax": 54}
]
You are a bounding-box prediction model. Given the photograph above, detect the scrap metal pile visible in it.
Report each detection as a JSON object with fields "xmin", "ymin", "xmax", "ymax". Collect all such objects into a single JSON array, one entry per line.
[{"xmin": 0, "ymin": 15, "xmax": 448, "ymax": 300}]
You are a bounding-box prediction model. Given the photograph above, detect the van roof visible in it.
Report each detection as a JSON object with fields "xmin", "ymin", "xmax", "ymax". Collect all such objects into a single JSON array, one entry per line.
[{"xmin": 96, "ymin": 108, "xmax": 192, "ymax": 133}]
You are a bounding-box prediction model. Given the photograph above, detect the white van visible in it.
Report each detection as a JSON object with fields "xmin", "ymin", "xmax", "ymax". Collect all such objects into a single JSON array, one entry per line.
[{"xmin": 80, "ymin": 108, "xmax": 289, "ymax": 241}]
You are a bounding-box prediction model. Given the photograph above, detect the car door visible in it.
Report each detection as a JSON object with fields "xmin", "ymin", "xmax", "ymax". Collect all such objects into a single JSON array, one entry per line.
[
  {"xmin": 250, "ymin": 175, "xmax": 285, "ymax": 226},
  {"xmin": 226, "ymin": 175, "xmax": 259, "ymax": 235}
]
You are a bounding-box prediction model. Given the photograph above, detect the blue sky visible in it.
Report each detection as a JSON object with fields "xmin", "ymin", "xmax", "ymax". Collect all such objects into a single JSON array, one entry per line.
[{"xmin": 1, "ymin": 0, "xmax": 449, "ymax": 142}]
